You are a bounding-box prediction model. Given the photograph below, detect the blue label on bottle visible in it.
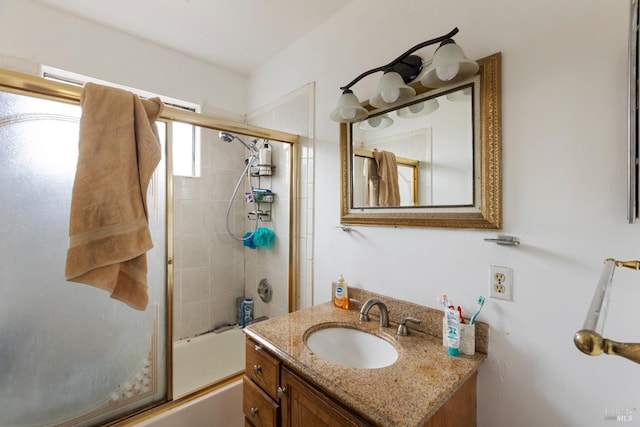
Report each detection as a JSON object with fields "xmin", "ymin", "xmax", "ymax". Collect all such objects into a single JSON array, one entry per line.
[{"xmin": 243, "ymin": 301, "xmax": 253, "ymax": 323}]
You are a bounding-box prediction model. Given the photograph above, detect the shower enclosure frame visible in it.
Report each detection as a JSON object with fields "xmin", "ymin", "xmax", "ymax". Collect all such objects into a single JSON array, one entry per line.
[{"xmin": 0, "ymin": 67, "xmax": 300, "ymax": 424}]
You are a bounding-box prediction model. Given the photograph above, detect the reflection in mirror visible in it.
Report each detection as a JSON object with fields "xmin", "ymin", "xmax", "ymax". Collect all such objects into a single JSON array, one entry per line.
[
  {"xmin": 340, "ymin": 53, "xmax": 501, "ymax": 229},
  {"xmin": 351, "ymin": 84, "xmax": 475, "ymax": 208}
]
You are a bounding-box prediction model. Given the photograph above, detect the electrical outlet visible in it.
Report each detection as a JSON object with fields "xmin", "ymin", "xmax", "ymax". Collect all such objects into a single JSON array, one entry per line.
[{"xmin": 489, "ymin": 265, "xmax": 513, "ymax": 301}]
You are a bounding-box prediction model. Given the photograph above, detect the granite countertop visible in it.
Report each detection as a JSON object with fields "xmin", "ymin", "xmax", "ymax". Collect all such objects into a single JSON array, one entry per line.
[{"xmin": 244, "ymin": 292, "xmax": 487, "ymax": 427}]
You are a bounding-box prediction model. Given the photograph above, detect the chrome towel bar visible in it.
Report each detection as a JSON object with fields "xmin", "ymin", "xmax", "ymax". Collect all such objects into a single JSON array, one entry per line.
[{"xmin": 574, "ymin": 258, "xmax": 640, "ymax": 364}]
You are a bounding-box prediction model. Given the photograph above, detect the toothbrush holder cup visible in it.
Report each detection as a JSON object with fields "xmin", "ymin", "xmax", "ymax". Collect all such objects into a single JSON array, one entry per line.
[{"xmin": 442, "ymin": 317, "xmax": 475, "ymax": 356}]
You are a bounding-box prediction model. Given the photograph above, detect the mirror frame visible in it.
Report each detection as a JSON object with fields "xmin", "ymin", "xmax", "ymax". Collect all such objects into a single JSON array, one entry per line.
[{"xmin": 340, "ymin": 52, "xmax": 502, "ymax": 229}]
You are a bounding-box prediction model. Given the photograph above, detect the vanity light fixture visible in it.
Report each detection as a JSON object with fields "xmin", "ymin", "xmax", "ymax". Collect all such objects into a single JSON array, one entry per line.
[
  {"xmin": 446, "ymin": 86, "xmax": 472, "ymax": 102},
  {"xmin": 329, "ymin": 27, "xmax": 478, "ymax": 123},
  {"xmin": 396, "ymin": 99, "xmax": 440, "ymax": 119},
  {"xmin": 357, "ymin": 114, "xmax": 394, "ymax": 130}
]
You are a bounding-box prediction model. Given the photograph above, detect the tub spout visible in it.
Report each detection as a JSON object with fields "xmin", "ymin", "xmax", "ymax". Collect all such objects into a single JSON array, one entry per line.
[{"xmin": 358, "ymin": 298, "xmax": 389, "ymax": 327}]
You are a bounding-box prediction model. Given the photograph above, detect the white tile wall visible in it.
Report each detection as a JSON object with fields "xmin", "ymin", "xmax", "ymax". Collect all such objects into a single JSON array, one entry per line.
[
  {"xmin": 247, "ymin": 83, "xmax": 315, "ymax": 312},
  {"xmin": 173, "ymin": 84, "xmax": 315, "ymax": 339},
  {"xmin": 173, "ymin": 127, "xmax": 247, "ymax": 339}
]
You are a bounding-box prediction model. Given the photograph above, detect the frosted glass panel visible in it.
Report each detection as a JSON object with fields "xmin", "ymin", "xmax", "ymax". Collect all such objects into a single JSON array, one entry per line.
[{"xmin": 0, "ymin": 91, "xmax": 167, "ymax": 426}]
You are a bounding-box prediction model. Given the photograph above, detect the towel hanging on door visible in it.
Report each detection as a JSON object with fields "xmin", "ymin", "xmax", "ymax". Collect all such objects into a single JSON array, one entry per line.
[{"xmin": 65, "ymin": 82, "xmax": 163, "ymax": 310}]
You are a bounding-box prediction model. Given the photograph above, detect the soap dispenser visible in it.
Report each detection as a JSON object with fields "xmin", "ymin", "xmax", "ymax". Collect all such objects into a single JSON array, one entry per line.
[{"xmin": 333, "ymin": 274, "xmax": 349, "ymax": 309}]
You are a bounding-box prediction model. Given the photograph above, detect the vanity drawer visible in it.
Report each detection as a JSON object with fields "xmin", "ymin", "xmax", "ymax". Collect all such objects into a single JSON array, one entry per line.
[
  {"xmin": 243, "ymin": 376, "xmax": 279, "ymax": 427},
  {"xmin": 245, "ymin": 339, "xmax": 280, "ymax": 399}
]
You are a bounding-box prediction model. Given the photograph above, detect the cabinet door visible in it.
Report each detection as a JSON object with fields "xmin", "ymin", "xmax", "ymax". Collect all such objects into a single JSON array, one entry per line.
[
  {"xmin": 424, "ymin": 371, "xmax": 477, "ymax": 427},
  {"xmin": 280, "ymin": 367, "xmax": 371, "ymax": 427}
]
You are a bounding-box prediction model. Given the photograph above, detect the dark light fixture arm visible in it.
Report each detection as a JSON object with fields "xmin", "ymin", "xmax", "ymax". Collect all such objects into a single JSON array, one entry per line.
[{"xmin": 338, "ymin": 27, "xmax": 460, "ymax": 91}]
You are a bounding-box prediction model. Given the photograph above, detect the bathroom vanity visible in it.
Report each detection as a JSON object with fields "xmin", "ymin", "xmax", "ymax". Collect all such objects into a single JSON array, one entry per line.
[
  {"xmin": 244, "ymin": 339, "xmax": 371, "ymax": 426},
  {"xmin": 242, "ymin": 289, "xmax": 488, "ymax": 427}
]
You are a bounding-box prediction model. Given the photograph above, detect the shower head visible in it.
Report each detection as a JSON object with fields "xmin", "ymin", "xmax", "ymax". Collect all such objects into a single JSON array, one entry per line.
[
  {"xmin": 219, "ymin": 131, "xmax": 235, "ymax": 143},
  {"xmin": 218, "ymin": 131, "xmax": 259, "ymax": 153}
]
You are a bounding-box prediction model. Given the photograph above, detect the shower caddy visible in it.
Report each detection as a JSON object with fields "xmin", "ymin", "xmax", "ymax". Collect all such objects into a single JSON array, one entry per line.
[{"xmin": 247, "ymin": 142, "xmax": 275, "ymax": 222}]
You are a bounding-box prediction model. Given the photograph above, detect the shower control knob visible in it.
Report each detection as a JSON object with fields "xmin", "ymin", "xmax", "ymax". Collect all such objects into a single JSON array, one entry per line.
[{"xmin": 252, "ymin": 364, "xmax": 262, "ymax": 374}]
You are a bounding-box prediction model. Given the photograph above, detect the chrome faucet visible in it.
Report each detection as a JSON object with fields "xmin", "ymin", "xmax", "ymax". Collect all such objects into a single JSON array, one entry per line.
[
  {"xmin": 358, "ymin": 298, "xmax": 389, "ymax": 327},
  {"xmin": 396, "ymin": 316, "xmax": 422, "ymax": 336}
]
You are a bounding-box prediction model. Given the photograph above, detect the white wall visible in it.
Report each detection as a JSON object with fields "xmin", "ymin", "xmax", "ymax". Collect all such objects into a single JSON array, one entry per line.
[
  {"xmin": 0, "ymin": 0, "xmax": 248, "ymax": 114},
  {"xmin": 249, "ymin": 1, "xmax": 640, "ymax": 426}
]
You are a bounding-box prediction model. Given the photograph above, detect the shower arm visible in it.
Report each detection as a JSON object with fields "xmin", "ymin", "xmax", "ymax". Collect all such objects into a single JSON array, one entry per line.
[
  {"xmin": 574, "ymin": 258, "xmax": 640, "ymax": 364},
  {"xmin": 219, "ymin": 131, "xmax": 259, "ymax": 153},
  {"xmin": 238, "ymin": 138, "xmax": 259, "ymax": 154}
]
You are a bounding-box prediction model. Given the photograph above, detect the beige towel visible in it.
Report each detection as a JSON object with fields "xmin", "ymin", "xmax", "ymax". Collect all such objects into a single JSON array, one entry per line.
[
  {"xmin": 65, "ymin": 82, "xmax": 163, "ymax": 310},
  {"xmin": 373, "ymin": 150, "xmax": 401, "ymax": 206},
  {"xmin": 363, "ymin": 158, "xmax": 379, "ymax": 207}
]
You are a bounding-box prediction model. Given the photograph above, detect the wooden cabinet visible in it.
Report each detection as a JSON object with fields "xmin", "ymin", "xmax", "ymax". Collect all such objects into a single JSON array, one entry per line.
[
  {"xmin": 245, "ymin": 339, "xmax": 280, "ymax": 400},
  {"xmin": 244, "ymin": 339, "xmax": 281, "ymax": 427},
  {"xmin": 244, "ymin": 338, "xmax": 368, "ymax": 427},
  {"xmin": 243, "ymin": 376, "xmax": 279, "ymax": 427},
  {"xmin": 423, "ymin": 372, "xmax": 476, "ymax": 427},
  {"xmin": 280, "ymin": 366, "xmax": 370, "ymax": 427},
  {"xmin": 243, "ymin": 337, "xmax": 477, "ymax": 427}
]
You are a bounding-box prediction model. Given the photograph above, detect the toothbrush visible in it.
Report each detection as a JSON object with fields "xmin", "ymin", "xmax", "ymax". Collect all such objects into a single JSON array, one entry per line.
[
  {"xmin": 439, "ymin": 294, "xmax": 449, "ymax": 311},
  {"xmin": 469, "ymin": 296, "xmax": 485, "ymax": 325}
]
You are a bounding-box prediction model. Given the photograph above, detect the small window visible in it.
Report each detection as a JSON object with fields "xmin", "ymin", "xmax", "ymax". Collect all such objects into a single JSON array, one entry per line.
[
  {"xmin": 42, "ymin": 66, "xmax": 201, "ymax": 178},
  {"xmin": 172, "ymin": 120, "xmax": 201, "ymax": 177}
]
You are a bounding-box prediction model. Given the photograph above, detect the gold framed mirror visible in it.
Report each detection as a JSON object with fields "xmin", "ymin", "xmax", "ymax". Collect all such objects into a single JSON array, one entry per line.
[{"xmin": 340, "ymin": 52, "xmax": 501, "ymax": 229}]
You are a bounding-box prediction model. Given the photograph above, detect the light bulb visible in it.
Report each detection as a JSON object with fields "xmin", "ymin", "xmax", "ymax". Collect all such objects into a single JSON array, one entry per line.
[
  {"xmin": 340, "ymin": 108, "xmax": 357, "ymax": 120},
  {"xmin": 435, "ymin": 63, "xmax": 460, "ymax": 81},
  {"xmin": 408, "ymin": 103, "xmax": 425, "ymax": 114},
  {"xmin": 367, "ymin": 117, "xmax": 382, "ymax": 127},
  {"xmin": 380, "ymin": 88, "xmax": 400, "ymax": 104}
]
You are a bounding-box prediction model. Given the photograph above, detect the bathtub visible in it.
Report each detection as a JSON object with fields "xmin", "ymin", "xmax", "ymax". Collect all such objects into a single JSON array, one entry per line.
[
  {"xmin": 134, "ymin": 379, "xmax": 243, "ymax": 427},
  {"xmin": 172, "ymin": 326, "xmax": 246, "ymax": 398},
  {"xmin": 134, "ymin": 327, "xmax": 246, "ymax": 426}
]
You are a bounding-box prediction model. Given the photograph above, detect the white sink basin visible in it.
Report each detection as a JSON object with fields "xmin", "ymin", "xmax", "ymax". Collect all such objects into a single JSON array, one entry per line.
[{"xmin": 305, "ymin": 327, "xmax": 398, "ymax": 369}]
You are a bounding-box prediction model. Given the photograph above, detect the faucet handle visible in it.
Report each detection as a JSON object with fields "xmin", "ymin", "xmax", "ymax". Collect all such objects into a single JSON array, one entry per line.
[{"xmin": 397, "ymin": 316, "xmax": 422, "ymax": 336}]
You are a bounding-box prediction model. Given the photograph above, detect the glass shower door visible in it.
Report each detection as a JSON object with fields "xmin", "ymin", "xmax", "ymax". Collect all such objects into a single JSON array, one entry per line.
[{"xmin": 0, "ymin": 90, "xmax": 167, "ymax": 426}]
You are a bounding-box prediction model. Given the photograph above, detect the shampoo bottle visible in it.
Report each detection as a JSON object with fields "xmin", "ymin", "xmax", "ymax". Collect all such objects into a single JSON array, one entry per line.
[
  {"xmin": 259, "ymin": 142, "xmax": 272, "ymax": 176},
  {"xmin": 333, "ymin": 274, "xmax": 349, "ymax": 309}
]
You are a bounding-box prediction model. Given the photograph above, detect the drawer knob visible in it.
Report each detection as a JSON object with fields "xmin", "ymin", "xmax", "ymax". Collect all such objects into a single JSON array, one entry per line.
[
  {"xmin": 277, "ymin": 386, "xmax": 287, "ymax": 399},
  {"xmin": 252, "ymin": 364, "xmax": 262, "ymax": 374},
  {"xmin": 250, "ymin": 407, "xmax": 259, "ymax": 417}
]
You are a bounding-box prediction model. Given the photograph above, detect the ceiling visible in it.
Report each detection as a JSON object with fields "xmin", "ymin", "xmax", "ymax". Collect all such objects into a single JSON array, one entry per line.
[{"xmin": 35, "ymin": 0, "xmax": 352, "ymax": 74}]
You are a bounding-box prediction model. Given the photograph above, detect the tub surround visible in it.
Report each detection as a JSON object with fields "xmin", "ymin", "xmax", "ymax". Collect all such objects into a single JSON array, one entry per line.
[
  {"xmin": 244, "ymin": 289, "xmax": 488, "ymax": 426},
  {"xmin": 172, "ymin": 326, "xmax": 246, "ymax": 398}
]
